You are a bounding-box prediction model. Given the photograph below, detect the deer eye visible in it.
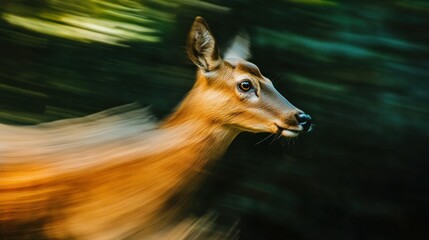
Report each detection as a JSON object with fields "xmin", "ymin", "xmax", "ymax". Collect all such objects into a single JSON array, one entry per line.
[{"xmin": 238, "ymin": 81, "xmax": 252, "ymax": 91}]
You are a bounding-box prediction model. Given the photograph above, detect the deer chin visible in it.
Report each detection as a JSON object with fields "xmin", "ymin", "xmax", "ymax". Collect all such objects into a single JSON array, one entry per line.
[
  {"xmin": 281, "ymin": 129, "xmax": 301, "ymax": 137},
  {"xmin": 276, "ymin": 125, "xmax": 303, "ymax": 138}
]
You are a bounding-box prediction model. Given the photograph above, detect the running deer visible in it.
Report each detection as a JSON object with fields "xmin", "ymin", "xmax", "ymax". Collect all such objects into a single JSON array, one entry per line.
[{"xmin": 0, "ymin": 17, "xmax": 311, "ymax": 239}]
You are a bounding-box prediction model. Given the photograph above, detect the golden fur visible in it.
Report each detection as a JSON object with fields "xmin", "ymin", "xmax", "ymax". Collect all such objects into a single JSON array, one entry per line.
[
  {"xmin": 0, "ymin": 103, "xmax": 238, "ymax": 239},
  {"xmin": 0, "ymin": 17, "xmax": 307, "ymax": 239}
]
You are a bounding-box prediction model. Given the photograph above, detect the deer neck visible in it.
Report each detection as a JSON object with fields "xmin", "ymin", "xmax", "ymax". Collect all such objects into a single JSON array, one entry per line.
[
  {"xmin": 160, "ymin": 90, "xmax": 239, "ymax": 165},
  {"xmin": 114, "ymin": 96, "xmax": 239, "ymax": 235},
  {"xmin": 57, "ymin": 103, "xmax": 240, "ymax": 240}
]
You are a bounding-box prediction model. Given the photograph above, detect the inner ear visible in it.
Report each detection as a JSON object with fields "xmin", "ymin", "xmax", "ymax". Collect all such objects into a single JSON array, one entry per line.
[{"xmin": 187, "ymin": 17, "xmax": 222, "ymax": 72}]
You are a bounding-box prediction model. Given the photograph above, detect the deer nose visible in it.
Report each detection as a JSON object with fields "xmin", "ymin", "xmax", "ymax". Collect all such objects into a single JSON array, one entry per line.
[{"xmin": 295, "ymin": 113, "xmax": 312, "ymax": 132}]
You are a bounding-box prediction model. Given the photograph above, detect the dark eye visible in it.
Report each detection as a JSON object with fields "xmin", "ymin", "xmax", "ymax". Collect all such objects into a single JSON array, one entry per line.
[{"xmin": 238, "ymin": 81, "xmax": 252, "ymax": 91}]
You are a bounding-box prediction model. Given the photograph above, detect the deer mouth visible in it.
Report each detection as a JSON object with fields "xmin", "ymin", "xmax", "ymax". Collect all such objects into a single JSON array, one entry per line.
[{"xmin": 277, "ymin": 126, "xmax": 302, "ymax": 137}]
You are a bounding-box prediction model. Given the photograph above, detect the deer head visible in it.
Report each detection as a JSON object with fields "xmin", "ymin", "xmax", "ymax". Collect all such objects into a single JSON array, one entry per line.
[{"xmin": 174, "ymin": 16, "xmax": 311, "ymax": 138}]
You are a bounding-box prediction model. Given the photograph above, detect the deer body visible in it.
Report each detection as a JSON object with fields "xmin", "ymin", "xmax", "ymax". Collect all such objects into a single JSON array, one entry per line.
[{"xmin": 0, "ymin": 17, "xmax": 311, "ymax": 239}]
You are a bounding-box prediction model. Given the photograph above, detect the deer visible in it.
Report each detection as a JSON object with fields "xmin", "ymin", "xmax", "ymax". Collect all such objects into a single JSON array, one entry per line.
[{"xmin": 0, "ymin": 17, "xmax": 312, "ymax": 239}]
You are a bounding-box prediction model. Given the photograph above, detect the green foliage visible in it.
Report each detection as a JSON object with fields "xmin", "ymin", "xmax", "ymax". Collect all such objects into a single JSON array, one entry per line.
[{"xmin": 1, "ymin": 1, "xmax": 428, "ymax": 239}]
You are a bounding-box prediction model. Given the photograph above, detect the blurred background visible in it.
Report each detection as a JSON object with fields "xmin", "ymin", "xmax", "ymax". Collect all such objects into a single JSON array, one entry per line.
[{"xmin": 1, "ymin": 0, "xmax": 428, "ymax": 239}]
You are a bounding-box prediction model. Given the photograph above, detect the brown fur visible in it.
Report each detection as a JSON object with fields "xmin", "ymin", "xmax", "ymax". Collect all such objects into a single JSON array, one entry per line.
[{"xmin": 0, "ymin": 17, "xmax": 306, "ymax": 239}]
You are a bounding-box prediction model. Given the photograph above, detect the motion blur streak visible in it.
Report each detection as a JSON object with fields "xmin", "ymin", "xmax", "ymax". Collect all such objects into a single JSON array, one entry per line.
[
  {"xmin": 1, "ymin": 0, "xmax": 163, "ymax": 46},
  {"xmin": 0, "ymin": 104, "xmax": 237, "ymax": 239},
  {"xmin": 0, "ymin": 16, "xmax": 309, "ymax": 239}
]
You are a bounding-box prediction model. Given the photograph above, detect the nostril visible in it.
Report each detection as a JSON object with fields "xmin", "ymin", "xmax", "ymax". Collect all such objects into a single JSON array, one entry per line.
[
  {"xmin": 295, "ymin": 113, "xmax": 312, "ymax": 132},
  {"xmin": 295, "ymin": 113, "xmax": 311, "ymax": 125}
]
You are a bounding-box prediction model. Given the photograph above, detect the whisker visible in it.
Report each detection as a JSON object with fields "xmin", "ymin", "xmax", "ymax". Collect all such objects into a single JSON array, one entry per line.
[
  {"xmin": 270, "ymin": 130, "xmax": 282, "ymax": 145},
  {"xmin": 255, "ymin": 133, "xmax": 274, "ymax": 145},
  {"xmin": 275, "ymin": 132, "xmax": 283, "ymax": 141}
]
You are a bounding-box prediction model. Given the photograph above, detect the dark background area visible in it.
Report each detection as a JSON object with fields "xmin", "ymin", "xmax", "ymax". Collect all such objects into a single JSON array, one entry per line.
[{"xmin": 1, "ymin": 0, "xmax": 428, "ymax": 239}]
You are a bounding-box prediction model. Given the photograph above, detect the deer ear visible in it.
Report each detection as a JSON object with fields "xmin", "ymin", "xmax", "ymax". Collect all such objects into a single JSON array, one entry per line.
[
  {"xmin": 187, "ymin": 17, "xmax": 222, "ymax": 72},
  {"xmin": 224, "ymin": 32, "xmax": 251, "ymax": 61}
]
